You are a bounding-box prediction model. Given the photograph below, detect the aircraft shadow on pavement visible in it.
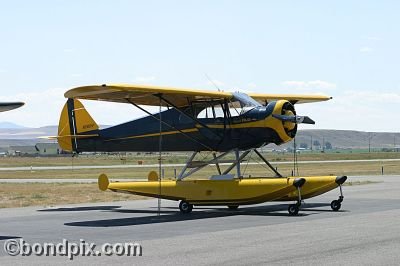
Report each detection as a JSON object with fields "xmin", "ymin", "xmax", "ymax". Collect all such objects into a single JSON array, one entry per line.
[
  {"xmin": 37, "ymin": 206, "xmax": 121, "ymax": 212},
  {"xmin": 64, "ymin": 203, "xmax": 330, "ymax": 228},
  {"xmin": 0, "ymin": 236, "xmax": 21, "ymax": 241}
]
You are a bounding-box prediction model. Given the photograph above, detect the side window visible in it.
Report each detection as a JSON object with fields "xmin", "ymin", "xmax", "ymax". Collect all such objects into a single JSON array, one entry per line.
[
  {"xmin": 197, "ymin": 107, "xmax": 211, "ymax": 119},
  {"xmin": 197, "ymin": 103, "xmax": 252, "ymax": 119},
  {"xmin": 197, "ymin": 107, "xmax": 225, "ymax": 118}
]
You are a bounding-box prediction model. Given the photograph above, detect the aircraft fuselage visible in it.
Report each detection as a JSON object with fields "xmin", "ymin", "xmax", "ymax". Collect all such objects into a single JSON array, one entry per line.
[{"xmin": 63, "ymin": 99, "xmax": 296, "ymax": 153}]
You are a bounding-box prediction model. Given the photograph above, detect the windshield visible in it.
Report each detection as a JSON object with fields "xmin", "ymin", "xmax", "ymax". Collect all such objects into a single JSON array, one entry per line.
[{"xmin": 232, "ymin": 91, "xmax": 262, "ymax": 108}]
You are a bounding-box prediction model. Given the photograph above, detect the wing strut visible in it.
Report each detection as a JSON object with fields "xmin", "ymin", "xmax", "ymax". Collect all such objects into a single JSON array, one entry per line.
[
  {"xmin": 253, "ymin": 149, "xmax": 283, "ymax": 177},
  {"xmin": 222, "ymin": 150, "xmax": 251, "ymax": 177},
  {"xmin": 156, "ymin": 94, "xmax": 224, "ymax": 141},
  {"xmin": 126, "ymin": 99, "xmax": 214, "ymax": 151},
  {"xmin": 176, "ymin": 149, "xmax": 283, "ymax": 180},
  {"xmin": 177, "ymin": 150, "xmax": 231, "ymax": 180},
  {"xmin": 213, "ymin": 152, "xmax": 222, "ymax": 175},
  {"xmin": 177, "ymin": 151, "xmax": 198, "ymax": 180}
]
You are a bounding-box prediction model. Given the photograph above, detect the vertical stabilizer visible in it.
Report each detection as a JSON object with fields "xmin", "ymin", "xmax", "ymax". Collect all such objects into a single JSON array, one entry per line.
[{"xmin": 57, "ymin": 98, "xmax": 99, "ymax": 152}]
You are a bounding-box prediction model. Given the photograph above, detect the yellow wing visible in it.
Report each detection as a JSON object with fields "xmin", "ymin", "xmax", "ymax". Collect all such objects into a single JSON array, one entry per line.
[
  {"xmin": 64, "ymin": 84, "xmax": 331, "ymax": 108},
  {"xmin": 64, "ymin": 84, "xmax": 231, "ymax": 108},
  {"xmin": 248, "ymin": 93, "xmax": 332, "ymax": 104}
]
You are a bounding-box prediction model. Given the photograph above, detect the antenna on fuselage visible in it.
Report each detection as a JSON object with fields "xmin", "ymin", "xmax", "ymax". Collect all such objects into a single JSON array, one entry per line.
[{"xmin": 205, "ymin": 73, "xmax": 221, "ymax": 92}]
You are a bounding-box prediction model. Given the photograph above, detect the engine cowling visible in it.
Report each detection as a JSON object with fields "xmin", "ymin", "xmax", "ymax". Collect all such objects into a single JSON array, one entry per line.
[
  {"xmin": 280, "ymin": 101, "xmax": 298, "ymax": 138},
  {"xmin": 267, "ymin": 99, "xmax": 315, "ymax": 145},
  {"xmin": 268, "ymin": 100, "xmax": 298, "ymax": 144}
]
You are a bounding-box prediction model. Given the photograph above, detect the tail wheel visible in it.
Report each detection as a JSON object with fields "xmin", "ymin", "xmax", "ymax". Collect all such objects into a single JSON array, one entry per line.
[{"xmin": 179, "ymin": 200, "xmax": 193, "ymax": 214}]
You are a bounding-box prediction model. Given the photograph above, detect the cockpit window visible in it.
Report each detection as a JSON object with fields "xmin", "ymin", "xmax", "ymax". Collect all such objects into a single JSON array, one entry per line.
[{"xmin": 197, "ymin": 102, "xmax": 254, "ymax": 118}]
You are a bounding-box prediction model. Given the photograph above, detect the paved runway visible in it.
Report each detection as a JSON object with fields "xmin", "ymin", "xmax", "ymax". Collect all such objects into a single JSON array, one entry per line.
[
  {"xmin": 1, "ymin": 175, "xmax": 400, "ymax": 265},
  {"xmin": 1, "ymin": 158, "xmax": 399, "ymax": 171}
]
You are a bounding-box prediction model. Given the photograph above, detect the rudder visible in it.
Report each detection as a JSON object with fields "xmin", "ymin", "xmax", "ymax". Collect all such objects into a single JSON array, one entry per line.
[{"xmin": 58, "ymin": 98, "xmax": 99, "ymax": 152}]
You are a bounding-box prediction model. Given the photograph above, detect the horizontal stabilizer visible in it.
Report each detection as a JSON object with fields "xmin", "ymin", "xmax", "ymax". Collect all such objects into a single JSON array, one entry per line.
[
  {"xmin": 57, "ymin": 134, "xmax": 99, "ymax": 138},
  {"xmin": 39, "ymin": 134, "xmax": 99, "ymax": 140}
]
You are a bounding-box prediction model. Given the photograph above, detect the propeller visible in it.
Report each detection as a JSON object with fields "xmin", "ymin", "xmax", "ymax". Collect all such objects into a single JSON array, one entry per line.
[
  {"xmin": 232, "ymin": 92, "xmax": 315, "ymax": 125},
  {"xmin": 272, "ymin": 114, "xmax": 315, "ymax": 124}
]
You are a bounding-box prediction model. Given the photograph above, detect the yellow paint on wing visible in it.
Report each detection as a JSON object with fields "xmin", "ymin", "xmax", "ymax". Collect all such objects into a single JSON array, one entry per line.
[{"xmin": 65, "ymin": 83, "xmax": 331, "ymax": 108}]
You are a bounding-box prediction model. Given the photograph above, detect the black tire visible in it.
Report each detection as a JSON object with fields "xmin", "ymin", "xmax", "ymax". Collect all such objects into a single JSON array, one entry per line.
[
  {"xmin": 288, "ymin": 204, "xmax": 299, "ymax": 215},
  {"xmin": 227, "ymin": 205, "xmax": 239, "ymax": 210},
  {"xmin": 331, "ymin": 200, "xmax": 341, "ymax": 211},
  {"xmin": 179, "ymin": 200, "xmax": 193, "ymax": 214}
]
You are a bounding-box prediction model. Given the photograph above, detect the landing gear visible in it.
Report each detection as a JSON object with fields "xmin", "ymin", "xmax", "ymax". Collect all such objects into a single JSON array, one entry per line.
[
  {"xmin": 288, "ymin": 204, "xmax": 300, "ymax": 215},
  {"xmin": 179, "ymin": 200, "xmax": 193, "ymax": 214},
  {"xmin": 331, "ymin": 176, "xmax": 347, "ymax": 211},
  {"xmin": 331, "ymin": 193, "xmax": 344, "ymax": 211},
  {"xmin": 330, "ymin": 199, "xmax": 341, "ymax": 211},
  {"xmin": 227, "ymin": 205, "xmax": 239, "ymax": 210},
  {"xmin": 288, "ymin": 178, "xmax": 305, "ymax": 216}
]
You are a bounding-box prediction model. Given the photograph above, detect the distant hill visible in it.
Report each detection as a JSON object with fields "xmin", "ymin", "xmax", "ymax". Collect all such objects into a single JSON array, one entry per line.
[
  {"xmin": 0, "ymin": 126, "xmax": 399, "ymax": 150},
  {"xmin": 279, "ymin": 129, "xmax": 400, "ymax": 150},
  {"xmin": 0, "ymin": 126, "xmax": 57, "ymax": 140},
  {"xmin": 0, "ymin": 122, "xmax": 27, "ymax": 129}
]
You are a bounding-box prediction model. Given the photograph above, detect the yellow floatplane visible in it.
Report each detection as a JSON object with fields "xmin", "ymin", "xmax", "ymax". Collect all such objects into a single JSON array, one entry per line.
[{"xmin": 57, "ymin": 84, "xmax": 346, "ymax": 215}]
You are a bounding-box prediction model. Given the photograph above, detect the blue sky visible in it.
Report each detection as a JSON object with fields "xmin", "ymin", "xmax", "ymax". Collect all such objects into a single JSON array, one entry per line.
[{"xmin": 0, "ymin": 0, "xmax": 399, "ymax": 131}]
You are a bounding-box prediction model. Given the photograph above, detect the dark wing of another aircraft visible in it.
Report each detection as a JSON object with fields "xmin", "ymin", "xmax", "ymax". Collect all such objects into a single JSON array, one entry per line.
[{"xmin": 0, "ymin": 102, "xmax": 24, "ymax": 112}]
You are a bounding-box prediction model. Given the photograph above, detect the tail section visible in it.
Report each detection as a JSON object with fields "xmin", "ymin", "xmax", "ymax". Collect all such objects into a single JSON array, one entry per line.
[{"xmin": 58, "ymin": 98, "xmax": 99, "ymax": 152}]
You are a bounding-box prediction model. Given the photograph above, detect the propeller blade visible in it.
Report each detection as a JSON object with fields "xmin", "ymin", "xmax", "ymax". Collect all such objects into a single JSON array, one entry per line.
[
  {"xmin": 272, "ymin": 114, "xmax": 315, "ymax": 124},
  {"xmin": 299, "ymin": 116, "xmax": 315, "ymax": 124}
]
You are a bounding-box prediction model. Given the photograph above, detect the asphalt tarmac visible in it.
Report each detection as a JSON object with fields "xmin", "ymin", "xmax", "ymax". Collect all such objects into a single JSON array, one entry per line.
[
  {"xmin": 1, "ymin": 158, "xmax": 399, "ymax": 171},
  {"xmin": 1, "ymin": 175, "xmax": 400, "ymax": 265}
]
